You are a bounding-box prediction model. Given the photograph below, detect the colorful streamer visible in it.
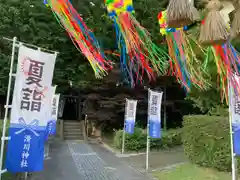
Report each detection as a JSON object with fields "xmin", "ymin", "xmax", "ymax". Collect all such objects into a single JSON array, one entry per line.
[
  {"xmin": 205, "ymin": 44, "xmax": 240, "ymax": 102},
  {"xmin": 44, "ymin": 0, "xmax": 113, "ymax": 78},
  {"xmin": 105, "ymin": 0, "xmax": 169, "ymax": 87},
  {"xmin": 200, "ymin": 17, "xmax": 240, "ymax": 103},
  {"xmin": 158, "ymin": 10, "xmax": 209, "ymax": 92}
]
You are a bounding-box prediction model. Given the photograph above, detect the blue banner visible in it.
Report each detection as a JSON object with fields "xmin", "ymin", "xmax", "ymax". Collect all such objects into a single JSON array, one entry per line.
[
  {"xmin": 229, "ymin": 74, "xmax": 240, "ymax": 156},
  {"xmin": 148, "ymin": 89, "xmax": 163, "ymax": 139},
  {"xmin": 45, "ymin": 94, "xmax": 59, "ymax": 139},
  {"xmin": 6, "ymin": 46, "xmax": 56, "ymax": 172},
  {"xmin": 149, "ymin": 118, "xmax": 161, "ymax": 138},
  {"xmin": 233, "ymin": 124, "xmax": 240, "ymax": 154},
  {"xmin": 124, "ymin": 99, "xmax": 137, "ymax": 134},
  {"xmin": 6, "ymin": 119, "xmax": 46, "ymax": 172},
  {"xmin": 46, "ymin": 120, "xmax": 57, "ymax": 138}
]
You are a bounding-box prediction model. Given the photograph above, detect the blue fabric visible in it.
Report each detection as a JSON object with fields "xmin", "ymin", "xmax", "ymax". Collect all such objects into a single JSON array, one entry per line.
[
  {"xmin": 43, "ymin": 0, "xmax": 48, "ymax": 5},
  {"xmin": 113, "ymin": 19, "xmax": 133, "ymax": 87},
  {"xmin": 45, "ymin": 120, "xmax": 57, "ymax": 141},
  {"xmin": 6, "ymin": 127, "xmax": 46, "ymax": 172},
  {"xmin": 149, "ymin": 118, "xmax": 161, "ymax": 138},
  {"xmin": 233, "ymin": 123, "xmax": 240, "ymax": 155},
  {"xmin": 125, "ymin": 120, "xmax": 135, "ymax": 134}
]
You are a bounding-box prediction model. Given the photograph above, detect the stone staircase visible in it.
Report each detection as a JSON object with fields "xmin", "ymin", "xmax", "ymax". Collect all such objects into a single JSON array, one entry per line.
[{"xmin": 63, "ymin": 120, "xmax": 84, "ymax": 140}]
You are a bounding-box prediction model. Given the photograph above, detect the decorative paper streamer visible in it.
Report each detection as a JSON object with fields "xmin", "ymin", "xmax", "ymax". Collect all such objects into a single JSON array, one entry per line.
[
  {"xmin": 105, "ymin": 0, "xmax": 169, "ymax": 87},
  {"xmin": 204, "ymin": 43, "xmax": 240, "ymax": 102},
  {"xmin": 158, "ymin": 10, "xmax": 209, "ymax": 92},
  {"xmin": 44, "ymin": 0, "xmax": 113, "ymax": 78}
]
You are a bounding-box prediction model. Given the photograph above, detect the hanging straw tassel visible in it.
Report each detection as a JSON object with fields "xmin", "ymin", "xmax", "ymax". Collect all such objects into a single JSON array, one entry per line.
[
  {"xmin": 231, "ymin": 1, "xmax": 240, "ymax": 38},
  {"xmin": 166, "ymin": 0, "xmax": 200, "ymax": 28},
  {"xmin": 199, "ymin": 0, "xmax": 230, "ymax": 45}
]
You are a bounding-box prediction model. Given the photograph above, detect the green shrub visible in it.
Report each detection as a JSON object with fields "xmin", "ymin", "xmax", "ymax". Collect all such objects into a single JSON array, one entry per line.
[
  {"xmin": 182, "ymin": 115, "xmax": 234, "ymax": 172},
  {"xmin": 113, "ymin": 127, "xmax": 182, "ymax": 151}
]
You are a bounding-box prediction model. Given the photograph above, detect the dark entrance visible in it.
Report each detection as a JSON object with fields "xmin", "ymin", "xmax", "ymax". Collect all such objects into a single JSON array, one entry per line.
[{"xmin": 59, "ymin": 87, "xmax": 84, "ymax": 121}]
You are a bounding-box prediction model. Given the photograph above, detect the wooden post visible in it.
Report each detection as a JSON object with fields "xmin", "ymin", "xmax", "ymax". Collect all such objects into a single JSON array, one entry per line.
[
  {"xmin": 60, "ymin": 119, "xmax": 64, "ymax": 140},
  {"xmin": 83, "ymin": 115, "xmax": 88, "ymax": 142}
]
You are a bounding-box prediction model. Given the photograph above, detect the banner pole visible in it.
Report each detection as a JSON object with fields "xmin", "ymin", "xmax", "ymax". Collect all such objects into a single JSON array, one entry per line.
[
  {"xmin": 46, "ymin": 143, "xmax": 49, "ymax": 158},
  {"xmin": 0, "ymin": 37, "xmax": 17, "ymax": 179},
  {"xmin": 122, "ymin": 99, "xmax": 127, "ymax": 154},
  {"xmin": 146, "ymin": 122, "xmax": 150, "ymax": 170},
  {"xmin": 24, "ymin": 172, "xmax": 28, "ymax": 180},
  {"xmin": 228, "ymin": 80, "xmax": 238, "ymax": 180},
  {"xmin": 146, "ymin": 89, "xmax": 150, "ymax": 171},
  {"xmin": 121, "ymin": 122, "xmax": 126, "ymax": 154}
]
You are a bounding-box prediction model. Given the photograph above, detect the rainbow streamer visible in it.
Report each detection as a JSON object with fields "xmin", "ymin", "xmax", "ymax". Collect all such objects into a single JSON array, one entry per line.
[
  {"xmin": 205, "ymin": 44, "xmax": 240, "ymax": 103},
  {"xmin": 105, "ymin": 0, "xmax": 169, "ymax": 87},
  {"xmin": 158, "ymin": 10, "xmax": 209, "ymax": 92},
  {"xmin": 44, "ymin": 0, "xmax": 113, "ymax": 78}
]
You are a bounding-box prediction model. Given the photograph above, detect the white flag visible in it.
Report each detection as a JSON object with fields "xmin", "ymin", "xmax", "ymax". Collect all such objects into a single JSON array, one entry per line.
[
  {"xmin": 10, "ymin": 45, "xmax": 57, "ymax": 127},
  {"xmin": 124, "ymin": 99, "xmax": 137, "ymax": 134},
  {"xmin": 6, "ymin": 45, "xmax": 57, "ymax": 172},
  {"xmin": 51, "ymin": 94, "xmax": 60, "ymax": 120},
  {"xmin": 148, "ymin": 89, "xmax": 163, "ymax": 138}
]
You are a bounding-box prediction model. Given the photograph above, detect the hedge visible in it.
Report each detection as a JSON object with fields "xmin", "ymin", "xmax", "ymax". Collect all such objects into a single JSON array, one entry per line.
[
  {"xmin": 113, "ymin": 127, "xmax": 182, "ymax": 151},
  {"xmin": 182, "ymin": 115, "xmax": 235, "ymax": 172}
]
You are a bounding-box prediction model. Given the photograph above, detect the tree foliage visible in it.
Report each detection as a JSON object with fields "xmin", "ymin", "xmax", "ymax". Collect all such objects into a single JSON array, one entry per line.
[
  {"xmin": 0, "ymin": 0, "xmax": 238, "ymax": 114},
  {"xmin": 0, "ymin": 0, "xmax": 170, "ymax": 94}
]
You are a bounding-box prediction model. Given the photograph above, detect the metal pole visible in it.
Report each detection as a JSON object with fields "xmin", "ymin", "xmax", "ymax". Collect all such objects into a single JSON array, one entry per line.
[
  {"xmin": 146, "ymin": 122, "xmax": 150, "ymax": 170},
  {"xmin": 121, "ymin": 121, "xmax": 126, "ymax": 154},
  {"xmin": 24, "ymin": 172, "xmax": 28, "ymax": 180},
  {"xmin": 146, "ymin": 89, "xmax": 150, "ymax": 171},
  {"xmin": 164, "ymin": 86, "xmax": 167, "ymax": 131},
  {"xmin": 228, "ymin": 80, "xmax": 238, "ymax": 180},
  {"xmin": 0, "ymin": 37, "xmax": 17, "ymax": 180},
  {"xmin": 46, "ymin": 143, "xmax": 49, "ymax": 158},
  {"xmin": 122, "ymin": 99, "xmax": 128, "ymax": 154}
]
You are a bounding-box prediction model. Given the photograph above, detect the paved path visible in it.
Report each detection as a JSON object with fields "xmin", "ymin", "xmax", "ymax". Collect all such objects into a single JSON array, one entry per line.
[{"xmin": 31, "ymin": 139, "xmax": 153, "ymax": 180}]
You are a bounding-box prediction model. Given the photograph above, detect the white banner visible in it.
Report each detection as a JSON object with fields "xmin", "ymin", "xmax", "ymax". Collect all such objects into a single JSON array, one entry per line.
[
  {"xmin": 229, "ymin": 74, "xmax": 240, "ymax": 155},
  {"xmin": 10, "ymin": 45, "xmax": 57, "ymax": 127},
  {"xmin": 47, "ymin": 86, "xmax": 57, "ymax": 120},
  {"xmin": 58, "ymin": 97, "xmax": 65, "ymax": 118},
  {"xmin": 51, "ymin": 94, "xmax": 60, "ymax": 120},
  {"xmin": 45, "ymin": 90, "xmax": 59, "ymax": 138},
  {"xmin": 148, "ymin": 89, "xmax": 163, "ymax": 138},
  {"xmin": 6, "ymin": 45, "xmax": 57, "ymax": 172},
  {"xmin": 124, "ymin": 99, "xmax": 137, "ymax": 134}
]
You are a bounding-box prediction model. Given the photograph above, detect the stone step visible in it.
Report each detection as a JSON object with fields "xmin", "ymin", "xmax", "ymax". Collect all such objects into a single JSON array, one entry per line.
[
  {"xmin": 64, "ymin": 125, "xmax": 82, "ymax": 130},
  {"xmin": 64, "ymin": 135, "xmax": 83, "ymax": 140},
  {"xmin": 64, "ymin": 122, "xmax": 82, "ymax": 126},
  {"xmin": 64, "ymin": 131, "xmax": 83, "ymax": 136},
  {"xmin": 64, "ymin": 128, "xmax": 82, "ymax": 132}
]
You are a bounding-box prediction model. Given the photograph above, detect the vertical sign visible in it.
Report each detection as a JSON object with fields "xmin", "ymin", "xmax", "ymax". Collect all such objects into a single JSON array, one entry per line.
[
  {"xmin": 58, "ymin": 97, "xmax": 65, "ymax": 118},
  {"xmin": 229, "ymin": 75, "xmax": 240, "ymax": 155},
  {"xmin": 44, "ymin": 86, "xmax": 56, "ymax": 141},
  {"xmin": 148, "ymin": 89, "xmax": 163, "ymax": 138},
  {"xmin": 124, "ymin": 99, "xmax": 137, "ymax": 134},
  {"xmin": 46, "ymin": 94, "xmax": 60, "ymax": 137},
  {"xmin": 6, "ymin": 46, "xmax": 56, "ymax": 172}
]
